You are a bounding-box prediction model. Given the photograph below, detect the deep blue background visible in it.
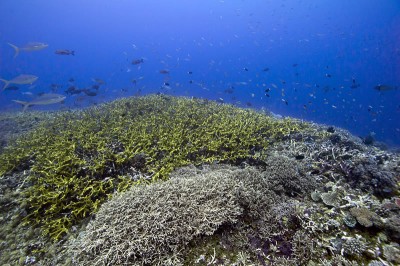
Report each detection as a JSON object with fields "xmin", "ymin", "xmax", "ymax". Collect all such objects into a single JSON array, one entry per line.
[{"xmin": 0, "ymin": 0, "xmax": 399, "ymax": 146}]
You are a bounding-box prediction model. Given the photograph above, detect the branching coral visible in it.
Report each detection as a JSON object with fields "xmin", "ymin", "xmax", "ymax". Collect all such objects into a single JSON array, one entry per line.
[
  {"xmin": 0, "ymin": 95, "xmax": 307, "ymax": 241},
  {"xmin": 70, "ymin": 166, "xmax": 247, "ymax": 265}
]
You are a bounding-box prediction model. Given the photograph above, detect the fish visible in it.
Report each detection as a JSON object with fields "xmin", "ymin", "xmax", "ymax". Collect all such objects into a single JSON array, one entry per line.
[
  {"xmin": 4, "ymin": 86, "xmax": 19, "ymax": 91},
  {"xmin": 132, "ymin": 58, "xmax": 144, "ymax": 65},
  {"xmin": 83, "ymin": 89, "xmax": 97, "ymax": 96},
  {"xmin": 8, "ymin": 42, "xmax": 48, "ymax": 58},
  {"xmin": 13, "ymin": 93, "xmax": 66, "ymax": 111},
  {"xmin": 0, "ymin": 74, "xmax": 38, "ymax": 91},
  {"xmin": 224, "ymin": 87, "xmax": 234, "ymax": 94},
  {"xmin": 374, "ymin": 84, "xmax": 397, "ymax": 91},
  {"xmin": 350, "ymin": 78, "xmax": 360, "ymax": 89},
  {"xmin": 92, "ymin": 78, "xmax": 105, "ymax": 85},
  {"xmin": 55, "ymin": 49, "xmax": 75, "ymax": 55},
  {"xmin": 65, "ymin": 86, "xmax": 82, "ymax": 95},
  {"xmin": 159, "ymin": 69, "xmax": 170, "ymax": 74}
]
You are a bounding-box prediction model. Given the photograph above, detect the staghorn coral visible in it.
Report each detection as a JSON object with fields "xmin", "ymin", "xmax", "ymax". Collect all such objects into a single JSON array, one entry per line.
[
  {"xmin": 0, "ymin": 95, "xmax": 307, "ymax": 241},
  {"xmin": 70, "ymin": 165, "xmax": 256, "ymax": 265}
]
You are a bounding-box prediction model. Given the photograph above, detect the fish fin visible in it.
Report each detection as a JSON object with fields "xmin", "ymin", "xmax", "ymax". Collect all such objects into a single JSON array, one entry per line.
[
  {"xmin": 7, "ymin": 43, "xmax": 19, "ymax": 58},
  {"xmin": 12, "ymin": 100, "xmax": 30, "ymax": 111},
  {"xmin": 0, "ymin": 78, "xmax": 10, "ymax": 91}
]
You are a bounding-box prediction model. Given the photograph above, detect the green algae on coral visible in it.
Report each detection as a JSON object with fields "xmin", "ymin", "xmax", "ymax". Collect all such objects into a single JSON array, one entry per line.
[{"xmin": 0, "ymin": 95, "xmax": 307, "ymax": 241}]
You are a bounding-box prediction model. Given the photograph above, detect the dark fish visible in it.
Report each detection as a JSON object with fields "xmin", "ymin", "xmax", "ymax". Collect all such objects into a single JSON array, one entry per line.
[
  {"xmin": 131, "ymin": 58, "xmax": 144, "ymax": 65},
  {"xmin": 91, "ymin": 84, "xmax": 100, "ymax": 90},
  {"xmin": 224, "ymin": 87, "xmax": 234, "ymax": 94},
  {"xmin": 164, "ymin": 82, "xmax": 170, "ymax": 86},
  {"xmin": 292, "ymin": 63, "xmax": 298, "ymax": 67},
  {"xmin": 50, "ymin": 83, "xmax": 62, "ymax": 89},
  {"xmin": 325, "ymin": 73, "xmax": 332, "ymax": 78},
  {"xmin": 263, "ymin": 67, "xmax": 270, "ymax": 72},
  {"xmin": 374, "ymin": 84, "xmax": 397, "ymax": 91},
  {"xmin": 243, "ymin": 67, "xmax": 249, "ymax": 71},
  {"xmin": 350, "ymin": 78, "xmax": 360, "ymax": 89},
  {"xmin": 159, "ymin": 70, "xmax": 170, "ymax": 74},
  {"xmin": 83, "ymin": 89, "xmax": 97, "ymax": 96},
  {"xmin": 4, "ymin": 86, "xmax": 19, "ymax": 91},
  {"xmin": 189, "ymin": 80, "xmax": 193, "ymax": 84},
  {"xmin": 65, "ymin": 86, "xmax": 82, "ymax": 95},
  {"xmin": 68, "ymin": 78, "xmax": 75, "ymax": 83},
  {"xmin": 246, "ymin": 102, "xmax": 252, "ymax": 107},
  {"xmin": 188, "ymin": 71, "xmax": 193, "ymax": 74},
  {"xmin": 55, "ymin": 50, "xmax": 75, "ymax": 55}
]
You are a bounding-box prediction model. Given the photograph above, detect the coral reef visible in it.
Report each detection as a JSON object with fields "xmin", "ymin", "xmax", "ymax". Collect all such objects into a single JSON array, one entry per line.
[
  {"xmin": 0, "ymin": 95, "xmax": 398, "ymax": 265},
  {"xmin": 71, "ymin": 165, "xmax": 248, "ymax": 265},
  {"xmin": 0, "ymin": 95, "xmax": 306, "ymax": 241}
]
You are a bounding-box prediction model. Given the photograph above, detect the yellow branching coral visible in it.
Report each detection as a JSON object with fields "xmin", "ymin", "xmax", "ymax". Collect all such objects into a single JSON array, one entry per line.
[{"xmin": 0, "ymin": 95, "xmax": 308, "ymax": 240}]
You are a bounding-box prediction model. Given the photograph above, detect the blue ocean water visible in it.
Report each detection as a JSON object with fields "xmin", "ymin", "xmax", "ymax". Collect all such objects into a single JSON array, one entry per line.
[{"xmin": 0, "ymin": 0, "xmax": 399, "ymax": 146}]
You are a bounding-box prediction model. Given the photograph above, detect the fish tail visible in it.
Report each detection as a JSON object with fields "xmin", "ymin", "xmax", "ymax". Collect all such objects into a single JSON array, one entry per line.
[
  {"xmin": 7, "ymin": 43, "xmax": 20, "ymax": 58},
  {"xmin": 0, "ymin": 78, "xmax": 10, "ymax": 91},
  {"xmin": 12, "ymin": 100, "xmax": 30, "ymax": 111}
]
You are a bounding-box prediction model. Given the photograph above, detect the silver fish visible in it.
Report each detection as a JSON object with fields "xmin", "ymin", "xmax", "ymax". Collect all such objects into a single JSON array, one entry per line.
[
  {"xmin": 13, "ymin": 93, "xmax": 66, "ymax": 111},
  {"xmin": 0, "ymin": 74, "xmax": 38, "ymax": 91},
  {"xmin": 8, "ymin": 42, "xmax": 48, "ymax": 58}
]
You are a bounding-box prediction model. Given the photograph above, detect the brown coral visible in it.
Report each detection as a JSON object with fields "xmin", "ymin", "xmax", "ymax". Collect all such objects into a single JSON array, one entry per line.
[{"xmin": 349, "ymin": 207, "xmax": 381, "ymax": 228}]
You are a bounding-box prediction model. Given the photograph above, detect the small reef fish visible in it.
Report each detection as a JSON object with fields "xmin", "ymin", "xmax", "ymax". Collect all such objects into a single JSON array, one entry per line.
[
  {"xmin": 0, "ymin": 74, "xmax": 38, "ymax": 91},
  {"xmin": 159, "ymin": 69, "xmax": 170, "ymax": 74},
  {"xmin": 350, "ymin": 78, "xmax": 360, "ymax": 89},
  {"xmin": 83, "ymin": 89, "xmax": 97, "ymax": 96},
  {"xmin": 8, "ymin": 42, "xmax": 48, "ymax": 58},
  {"xmin": 13, "ymin": 93, "xmax": 66, "ymax": 111},
  {"xmin": 55, "ymin": 49, "xmax": 75, "ymax": 55},
  {"xmin": 132, "ymin": 58, "xmax": 144, "ymax": 65},
  {"xmin": 65, "ymin": 86, "xmax": 82, "ymax": 95},
  {"xmin": 374, "ymin": 84, "xmax": 397, "ymax": 91},
  {"xmin": 92, "ymin": 78, "xmax": 105, "ymax": 85}
]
